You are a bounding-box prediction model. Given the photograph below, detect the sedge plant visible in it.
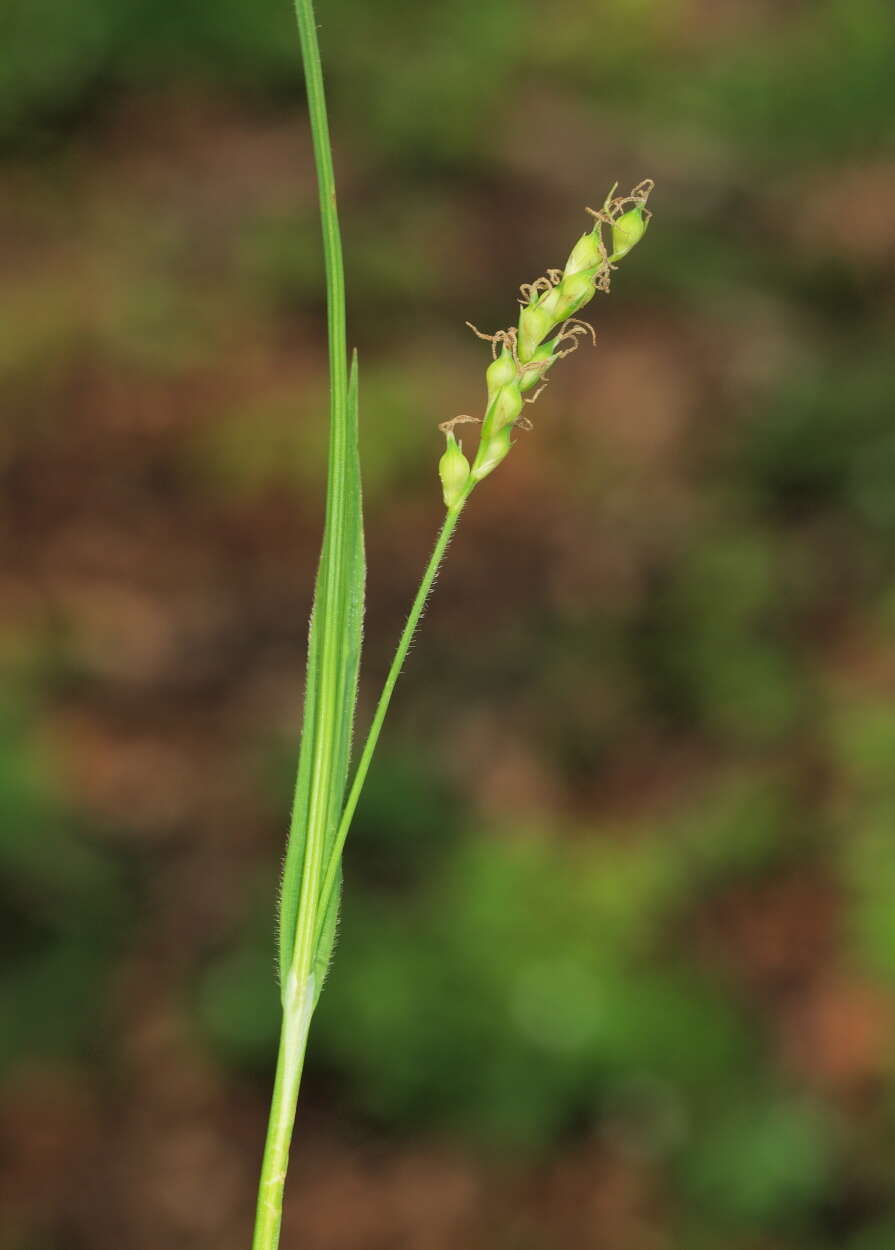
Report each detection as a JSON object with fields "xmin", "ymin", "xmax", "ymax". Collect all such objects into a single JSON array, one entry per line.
[{"xmin": 252, "ymin": 2, "xmax": 654, "ymax": 1246}]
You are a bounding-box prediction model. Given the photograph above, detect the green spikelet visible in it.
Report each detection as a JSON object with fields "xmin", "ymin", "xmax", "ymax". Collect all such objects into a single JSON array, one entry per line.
[{"xmin": 439, "ymin": 431, "xmax": 471, "ymax": 508}]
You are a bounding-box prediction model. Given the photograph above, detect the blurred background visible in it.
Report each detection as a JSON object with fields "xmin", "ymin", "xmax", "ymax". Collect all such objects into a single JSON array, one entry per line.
[{"xmin": 2, "ymin": 0, "xmax": 895, "ymax": 1246}]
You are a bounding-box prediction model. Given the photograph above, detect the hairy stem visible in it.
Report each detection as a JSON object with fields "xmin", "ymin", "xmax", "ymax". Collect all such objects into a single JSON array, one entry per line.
[{"xmin": 316, "ymin": 498, "xmax": 467, "ymax": 935}]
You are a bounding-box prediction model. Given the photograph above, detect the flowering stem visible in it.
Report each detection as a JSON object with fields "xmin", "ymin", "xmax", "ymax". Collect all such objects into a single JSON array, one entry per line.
[{"xmin": 316, "ymin": 497, "xmax": 468, "ymax": 932}]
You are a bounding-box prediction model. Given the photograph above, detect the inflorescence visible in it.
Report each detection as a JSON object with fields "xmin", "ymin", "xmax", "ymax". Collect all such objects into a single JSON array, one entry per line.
[{"xmin": 439, "ymin": 180, "xmax": 654, "ymax": 509}]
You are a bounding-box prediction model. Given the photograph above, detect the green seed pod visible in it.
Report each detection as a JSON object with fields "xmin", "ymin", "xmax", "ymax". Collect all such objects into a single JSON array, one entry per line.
[
  {"xmin": 519, "ymin": 340, "xmax": 556, "ymax": 393},
  {"xmin": 438, "ymin": 431, "xmax": 471, "ymax": 508},
  {"xmin": 563, "ymin": 229, "xmax": 604, "ymax": 277},
  {"xmin": 489, "ymin": 379, "xmax": 523, "ymax": 433},
  {"xmin": 518, "ymin": 303, "xmax": 555, "ymax": 361},
  {"xmin": 534, "ymin": 270, "xmax": 596, "ymax": 331},
  {"xmin": 611, "ymin": 206, "xmax": 648, "ymax": 260},
  {"xmin": 536, "ymin": 284, "xmax": 565, "ymax": 322},
  {"xmin": 471, "ymin": 424, "xmax": 512, "ymax": 482},
  {"xmin": 552, "ymin": 271, "xmax": 596, "ymax": 320},
  {"xmin": 486, "ymin": 348, "xmax": 518, "ymax": 402}
]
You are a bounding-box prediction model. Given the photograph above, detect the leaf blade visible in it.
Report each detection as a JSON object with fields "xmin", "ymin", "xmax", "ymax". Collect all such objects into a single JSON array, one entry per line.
[{"xmin": 278, "ymin": 350, "xmax": 364, "ymax": 996}]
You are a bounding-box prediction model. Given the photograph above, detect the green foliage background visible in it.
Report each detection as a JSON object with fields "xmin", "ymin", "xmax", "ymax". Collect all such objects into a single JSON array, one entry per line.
[{"xmin": 2, "ymin": 1, "xmax": 895, "ymax": 1247}]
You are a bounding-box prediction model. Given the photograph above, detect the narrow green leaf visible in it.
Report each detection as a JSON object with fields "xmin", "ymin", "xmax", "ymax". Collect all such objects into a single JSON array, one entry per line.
[
  {"xmin": 277, "ymin": 570, "xmax": 322, "ymax": 980},
  {"xmin": 311, "ymin": 351, "xmax": 363, "ymax": 1000},
  {"xmin": 278, "ymin": 351, "xmax": 364, "ymax": 992}
]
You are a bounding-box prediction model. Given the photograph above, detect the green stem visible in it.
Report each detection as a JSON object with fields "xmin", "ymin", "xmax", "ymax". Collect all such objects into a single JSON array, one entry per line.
[
  {"xmin": 251, "ymin": 969, "xmax": 314, "ymax": 1250},
  {"xmin": 251, "ymin": 0, "xmax": 347, "ymax": 1246},
  {"xmin": 316, "ymin": 498, "xmax": 468, "ymax": 932}
]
